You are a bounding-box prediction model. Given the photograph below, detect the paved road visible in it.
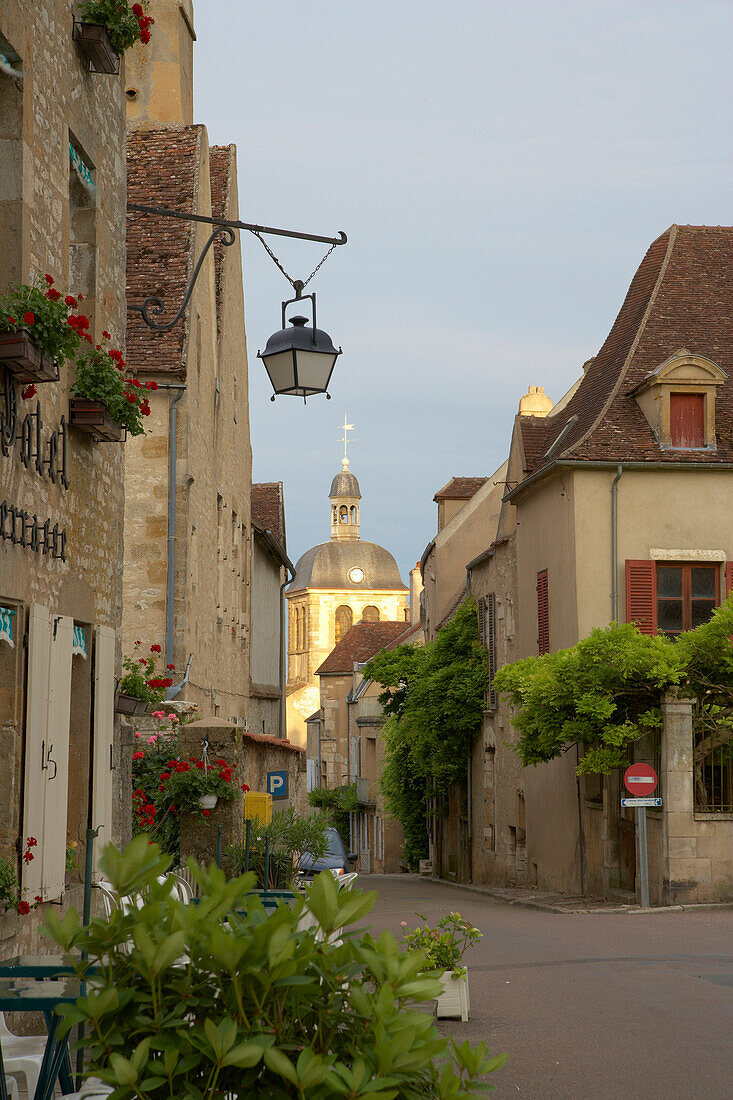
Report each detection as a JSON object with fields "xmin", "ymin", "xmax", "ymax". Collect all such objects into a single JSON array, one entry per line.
[{"xmin": 361, "ymin": 875, "xmax": 733, "ymax": 1099}]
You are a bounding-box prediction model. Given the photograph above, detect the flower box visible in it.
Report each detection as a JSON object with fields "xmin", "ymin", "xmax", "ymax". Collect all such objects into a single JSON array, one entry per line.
[
  {"xmin": 436, "ymin": 970, "xmax": 470, "ymax": 1021},
  {"xmin": 114, "ymin": 691, "xmax": 149, "ymax": 717},
  {"xmin": 0, "ymin": 328, "xmax": 59, "ymax": 384},
  {"xmin": 69, "ymin": 398, "xmax": 125, "ymax": 443},
  {"xmin": 73, "ymin": 21, "xmax": 120, "ymax": 75}
]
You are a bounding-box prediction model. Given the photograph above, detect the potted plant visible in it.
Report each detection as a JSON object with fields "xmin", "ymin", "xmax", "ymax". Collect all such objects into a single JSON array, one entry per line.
[
  {"xmin": 0, "ymin": 275, "xmax": 83, "ymax": 383},
  {"xmin": 115, "ymin": 643, "xmax": 174, "ymax": 715},
  {"xmin": 401, "ymin": 911, "xmax": 482, "ymax": 1022},
  {"xmin": 69, "ymin": 333, "xmax": 154, "ymax": 442},
  {"xmin": 73, "ymin": 1, "xmax": 154, "ymax": 75},
  {"xmin": 158, "ymin": 754, "xmax": 245, "ymax": 818},
  {"xmin": 227, "ymin": 807, "xmax": 330, "ymax": 890}
]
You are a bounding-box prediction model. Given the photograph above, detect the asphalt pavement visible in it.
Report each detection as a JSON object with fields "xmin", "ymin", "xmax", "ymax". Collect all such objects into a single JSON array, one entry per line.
[{"xmin": 360, "ymin": 874, "xmax": 733, "ymax": 1099}]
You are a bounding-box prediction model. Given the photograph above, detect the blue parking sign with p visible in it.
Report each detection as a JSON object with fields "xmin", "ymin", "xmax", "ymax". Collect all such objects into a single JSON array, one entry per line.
[{"xmin": 267, "ymin": 770, "xmax": 288, "ymax": 799}]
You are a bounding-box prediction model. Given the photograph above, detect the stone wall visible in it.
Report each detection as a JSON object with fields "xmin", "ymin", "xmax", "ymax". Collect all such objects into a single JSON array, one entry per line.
[{"xmin": 0, "ymin": 0, "xmax": 128, "ymax": 952}]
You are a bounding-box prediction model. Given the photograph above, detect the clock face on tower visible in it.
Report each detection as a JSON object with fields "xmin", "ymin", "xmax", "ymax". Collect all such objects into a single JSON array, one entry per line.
[{"xmin": 348, "ymin": 567, "xmax": 364, "ymax": 584}]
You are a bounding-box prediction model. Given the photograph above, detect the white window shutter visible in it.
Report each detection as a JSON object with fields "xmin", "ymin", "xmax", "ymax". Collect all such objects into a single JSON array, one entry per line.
[
  {"xmin": 92, "ymin": 626, "xmax": 116, "ymax": 873},
  {"xmin": 22, "ymin": 604, "xmax": 51, "ymax": 899},
  {"xmin": 41, "ymin": 615, "xmax": 74, "ymax": 901}
]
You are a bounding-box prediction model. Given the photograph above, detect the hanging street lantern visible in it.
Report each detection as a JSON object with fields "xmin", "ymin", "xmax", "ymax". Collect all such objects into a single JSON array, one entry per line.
[
  {"xmin": 127, "ymin": 204, "xmax": 346, "ymax": 402},
  {"xmin": 258, "ymin": 284, "xmax": 342, "ymax": 402}
]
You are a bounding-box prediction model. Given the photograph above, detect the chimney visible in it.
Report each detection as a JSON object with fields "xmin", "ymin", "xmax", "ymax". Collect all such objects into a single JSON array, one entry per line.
[
  {"xmin": 409, "ymin": 563, "xmax": 424, "ymax": 627},
  {"xmin": 518, "ymin": 385, "xmax": 553, "ymax": 418},
  {"xmin": 125, "ymin": 0, "xmax": 196, "ymax": 126}
]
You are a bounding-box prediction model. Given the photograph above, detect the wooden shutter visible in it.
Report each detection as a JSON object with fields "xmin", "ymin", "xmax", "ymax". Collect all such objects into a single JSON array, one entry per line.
[
  {"xmin": 625, "ymin": 559, "xmax": 657, "ymax": 634},
  {"xmin": 41, "ymin": 615, "xmax": 74, "ymax": 900},
  {"xmin": 726, "ymin": 562, "xmax": 733, "ymax": 598},
  {"xmin": 486, "ymin": 592, "xmax": 497, "ymax": 710},
  {"xmin": 92, "ymin": 625, "xmax": 116, "ymax": 874},
  {"xmin": 22, "ymin": 604, "xmax": 52, "ymax": 898},
  {"xmin": 477, "ymin": 596, "xmax": 486, "ymax": 647},
  {"xmin": 537, "ymin": 570, "xmax": 549, "ymax": 654},
  {"xmin": 670, "ymin": 393, "xmax": 705, "ymax": 448}
]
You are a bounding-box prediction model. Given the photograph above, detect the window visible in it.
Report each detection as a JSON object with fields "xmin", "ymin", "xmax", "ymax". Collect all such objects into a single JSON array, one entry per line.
[
  {"xmin": 362, "ymin": 605, "xmax": 380, "ymax": 622},
  {"xmin": 335, "ymin": 605, "xmax": 353, "ymax": 643},
  {"xmin": 670, "ymin": 393, "xmax": 704, "ymax": 448},
  {"xmin": 537, "ymin": 571, "xmax": 549, "ymax": 654},
  {"xmin": 626, "ymin": 560, "xmax": 725, "ymax": 638}
]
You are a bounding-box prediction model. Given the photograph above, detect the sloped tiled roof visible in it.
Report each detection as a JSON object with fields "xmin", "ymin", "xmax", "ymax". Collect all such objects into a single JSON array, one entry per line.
[
  {"xmin": 437, "ymin": 589, "xmax": 466, "ymax": 630},
  {"xmin": 384, "ymin": 620, "xmax": 422, "ymax": 650},
  {"xmin": 315, "ymin": 621, "xmax": 408, "ymax": 675},
  {"xmin": 209, "ymin": 145, "xmax": 234, "ymax": 336},
  {"xmin": 519, "ymin": 225, "xmax": 733, "ymax": 477},
  {"xmin": 251, "ymin": 483, "xmax": 284, "ymax": 545},
  {"xmin": 126, "ymin": 127, "xmax": 201, "ymax": 373},
  {"xmin": 434, "ymin": 477, "xmax": 488, "ymax": 502}
]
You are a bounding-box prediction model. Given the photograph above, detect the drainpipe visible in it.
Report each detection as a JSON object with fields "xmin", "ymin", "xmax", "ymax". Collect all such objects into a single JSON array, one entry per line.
[
  {"xmin": 278, "ymin": 564, "xmax": 294, "ymax": 738},
  {"xmin": 162, "ymin": 385, "xmax": 186, "ymax": 675},
  {"xmin": 611, "ymin": 464, "xmax": 624, "ymax": 622}
]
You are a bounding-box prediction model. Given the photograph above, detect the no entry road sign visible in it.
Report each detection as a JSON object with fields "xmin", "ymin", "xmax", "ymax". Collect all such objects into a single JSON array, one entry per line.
[{"xmin": 623, "ymin": 763, "xmax": 658, "ymax": 797}]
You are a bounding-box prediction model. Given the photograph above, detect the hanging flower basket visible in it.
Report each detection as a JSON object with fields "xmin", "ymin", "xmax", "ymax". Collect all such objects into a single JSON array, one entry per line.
[
  {"xmin": 69, "ymin": 398, "xmax": 125, "ymax": 443},
  {"xmin": 114, "ymin": 691, "xmax": 149, "ymax": 717},
  {"xmin": 198, "ymin": 794, "xmax": 219, "ymax": 811},
  {"xmin": 0, "ymin": 328, "xmax": 59, "ymax": 384},
  {"xmin": 73, "ymin": 21, "xmax": 120, "ymax": 75}
]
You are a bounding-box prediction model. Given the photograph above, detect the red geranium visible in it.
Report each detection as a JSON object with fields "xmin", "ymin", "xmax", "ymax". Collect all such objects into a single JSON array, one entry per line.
[
  {"xmin": 23, "ymin": 311, "xmax": 34, "ymax": 325},
  {"xmin": 151, "ymin": 644, "xmax": 162, "ymax": 653},
  {"xmin": 45, "ymin": 288, "xmax": 61, "ymax": 301},
  {"xmin": 132, "ymin": 750, "xmax": 145, "ymax": 760},
  {"xmin": 17, "ymin": 900, "xmax": 30, "ymax": 915},
  {"xmin": 44, "ymin": 274, "xmax": 54, "ymax": 285},
  {"xmin": 21, "ymin": 385, "xmax": 37, "ymax": 400}
]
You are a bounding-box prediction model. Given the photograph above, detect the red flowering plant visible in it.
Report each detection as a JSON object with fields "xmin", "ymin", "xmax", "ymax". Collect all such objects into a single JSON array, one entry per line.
[
  {"xmin": 0, "ymin": 274, "xmax": 82, "ymax": 365},
  {"xmin": 0, "ymin": 836, "xmax": 41, "ymax": 916},
  {"xmin": 131, "ymin": 728, "xmax": 181, "ymax": 858},
  {"xmin": 71, "ymin": 332, "xmax": 154, "ymax": 436},
  {"xmin": 77, "ymin": 0, "xmax": 155, "ymax": 54},
  {"xmin": 160, "ymin": 754, "xmax": 246, "ymax": 818},
  {"xmin": 118, "ymin": 642, "xmax": 173, "ymax": 708}
]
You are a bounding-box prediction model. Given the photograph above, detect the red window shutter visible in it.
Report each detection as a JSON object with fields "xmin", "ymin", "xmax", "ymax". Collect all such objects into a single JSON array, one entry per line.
[
  {"xmin": 670, "ymin": 393, "xmax": 704, "ymax": 448},
  {"xmin": 537, "ymin": 570, "xmax": 549, "ymax": 654},
  {"xmin": 726, "ymin": 562, "xmax": 733, "ymax": 598},
  {"xmin": 625, "ymin": 559, "xmax": 656, "ymax": 634}
]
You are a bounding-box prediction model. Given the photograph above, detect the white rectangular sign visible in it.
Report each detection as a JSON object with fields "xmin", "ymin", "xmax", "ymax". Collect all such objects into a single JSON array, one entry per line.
[{"xmin": 621, "ymin": 797, "xmax": 662, "ymax": 808}]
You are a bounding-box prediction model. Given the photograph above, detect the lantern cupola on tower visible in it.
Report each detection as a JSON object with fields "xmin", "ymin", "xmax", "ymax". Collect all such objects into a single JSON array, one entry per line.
[{"xmin": 330, "ymin": 456, "xmax": 361, "ymax": 540}]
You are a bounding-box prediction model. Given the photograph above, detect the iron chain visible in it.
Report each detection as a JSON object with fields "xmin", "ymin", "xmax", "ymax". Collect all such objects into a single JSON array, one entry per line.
[{"xmin": 250, "ymin": 230, "xmax": 338, "ymax": 292}]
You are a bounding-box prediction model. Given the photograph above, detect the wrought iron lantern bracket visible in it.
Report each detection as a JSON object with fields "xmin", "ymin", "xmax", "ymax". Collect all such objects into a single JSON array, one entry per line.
[{"xmin": 126, "ymin": 202, "xmax": 347, "ymax": 333}]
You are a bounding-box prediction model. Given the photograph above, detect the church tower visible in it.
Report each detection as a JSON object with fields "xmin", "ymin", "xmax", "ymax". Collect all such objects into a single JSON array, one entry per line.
[
  {"xmin": 285, "ymin": 427, "xmax": 408, "ymax": 747},
  {"xmin": 330, "ymin": 458, "xmax": 361, "ymax": 540}
]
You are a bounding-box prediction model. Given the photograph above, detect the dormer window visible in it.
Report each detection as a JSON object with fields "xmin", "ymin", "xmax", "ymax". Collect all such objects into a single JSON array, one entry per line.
[{"xmin": 631, "ymin": 350, "xmax": 726, "ymax": 451}]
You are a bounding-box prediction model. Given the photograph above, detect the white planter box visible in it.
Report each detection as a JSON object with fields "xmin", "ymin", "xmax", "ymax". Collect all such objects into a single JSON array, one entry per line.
[{"xmin": 436, "ymin": 969, "xmax": 470, "ymax": 1021}]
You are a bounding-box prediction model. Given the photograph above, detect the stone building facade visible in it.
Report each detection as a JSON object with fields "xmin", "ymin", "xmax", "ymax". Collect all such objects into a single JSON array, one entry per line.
[
  {"xmin": 307, "ymin": 620, "xmax": 410, "ymax": 872},
  {"xmin": 0, "ymin": 1, "xmax": 130, "ymax": 950},
  {"xmin": 122, "ymin": 0, "xmax": 253, "ymax": 726},
  {"xmin": 250, "ymin": 482, "xmax": 293, "ymax": 739},
  {"xmin": 424, "ymin": 225, "xmax": 733, "ymax": 904},
  {"xmin": 286, "ymin": 459, "xmax": 408, "ymax": 746}
]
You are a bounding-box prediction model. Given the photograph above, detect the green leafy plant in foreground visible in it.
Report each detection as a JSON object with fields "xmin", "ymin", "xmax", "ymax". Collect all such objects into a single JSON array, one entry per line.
[{"xmin": 46, "ymin": 836, "xmax": 506, "ymax": 1098}]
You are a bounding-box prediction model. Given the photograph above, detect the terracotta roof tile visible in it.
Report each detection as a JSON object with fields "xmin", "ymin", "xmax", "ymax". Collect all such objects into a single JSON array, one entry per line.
[
  {"xmin": 434, "ymin": 477, "xmax": 488, "ymax": 502},
  {"xmin": 524, "ymin": 225, "xmax": 733, "ymax": 474},
  {"xmin": 126, "ymin": 127, "xmax": 201, "ymax": 373},
  {"xmin": 384, "ymin": 621, "xmax": 422, "ymax": 650},
  {"xmin": 209, "ymin": 145, "xmax": 234, "ymax": 336},
  {"xmin": 315, "ymin": 621, "xmax": 409, "ymax": 675},
  {"xmin": 251, "ymin": 483, "xmax": 285, "ymax": 544}
]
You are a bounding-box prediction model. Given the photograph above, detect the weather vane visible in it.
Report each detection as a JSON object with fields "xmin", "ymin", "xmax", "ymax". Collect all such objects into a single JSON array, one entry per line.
[{"xmin": 339, "ymin": 416, "xmax": 354, "ymax": 465}]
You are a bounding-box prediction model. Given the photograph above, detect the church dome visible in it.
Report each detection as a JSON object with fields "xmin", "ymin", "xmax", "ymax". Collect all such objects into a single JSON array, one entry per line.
[{"xmin": 288, "ymin": 540, "xmax": 407, "ymax": 593}]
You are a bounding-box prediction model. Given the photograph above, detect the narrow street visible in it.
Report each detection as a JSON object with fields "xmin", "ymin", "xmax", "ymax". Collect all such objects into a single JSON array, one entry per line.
[{"xmin": 362, "ymin": 875, "xmax": 733, "ymax": 1099}]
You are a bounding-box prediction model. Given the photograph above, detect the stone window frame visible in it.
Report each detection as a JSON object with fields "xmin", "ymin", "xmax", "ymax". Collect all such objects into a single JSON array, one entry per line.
[{"xmin": 630, "ymin": 350, "xmax": 727, "ymax": 451}]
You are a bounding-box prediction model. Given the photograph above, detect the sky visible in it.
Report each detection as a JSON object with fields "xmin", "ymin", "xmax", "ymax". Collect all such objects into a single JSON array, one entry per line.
[{"xmin": 193, "ymin": 0, "xmax": 732, "ymax": 583}]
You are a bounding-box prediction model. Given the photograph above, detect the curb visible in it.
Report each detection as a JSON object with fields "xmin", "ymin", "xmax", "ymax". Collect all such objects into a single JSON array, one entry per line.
[{"xmin": 379, "ymin": 872, "xmax": 733, "ymax": 916}]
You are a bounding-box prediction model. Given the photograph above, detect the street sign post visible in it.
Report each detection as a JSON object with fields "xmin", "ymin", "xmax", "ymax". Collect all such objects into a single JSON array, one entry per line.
[
  {"xmin": 623, "ymin": 764, "xmax": 658, "ymax": 908},
  {"xmin": 267, "ymin": 770, "xmax": 288, "ymax": 800},
  {"xmin": 621, "ymin": 797, "xmax": 662, "ymax": 808}
]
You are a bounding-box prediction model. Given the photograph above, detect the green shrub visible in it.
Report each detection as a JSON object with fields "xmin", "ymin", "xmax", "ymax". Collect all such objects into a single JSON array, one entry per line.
[
  {"xmin": 47, "ymin": 837, "xmax": 506, "ymax": 1098},
  {"xmin": 307, "ymin": 784, "xmax": 358, "ymax": 847},
  {"xmin": 228, "ymin": 807, "xmax": 330, "ymax": 888}
]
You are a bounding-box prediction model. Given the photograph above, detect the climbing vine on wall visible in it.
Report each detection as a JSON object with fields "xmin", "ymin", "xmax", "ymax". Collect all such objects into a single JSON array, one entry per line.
[
  {"xmin": 493, "ymin": 600, "xmax": 733, "ymax": 774},
  {"xmin": 363, "ymin": 599, "xmax": 490, "ymax": 868}
]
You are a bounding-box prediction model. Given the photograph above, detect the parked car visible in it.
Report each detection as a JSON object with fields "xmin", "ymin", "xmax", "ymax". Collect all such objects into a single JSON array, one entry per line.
[{"xmin": 298, "ymin": 826, "xmax": 358, "ymax": 880}]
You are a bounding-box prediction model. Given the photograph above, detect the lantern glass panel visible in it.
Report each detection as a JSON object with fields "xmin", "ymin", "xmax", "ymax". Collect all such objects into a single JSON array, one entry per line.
[
  {"xmin": 262, "ymin": 350, "xmax": 296, "ymax": 394},
  {"xmin": 294, "ymin": 349, "xmax": 336, "ymax": 393}
]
